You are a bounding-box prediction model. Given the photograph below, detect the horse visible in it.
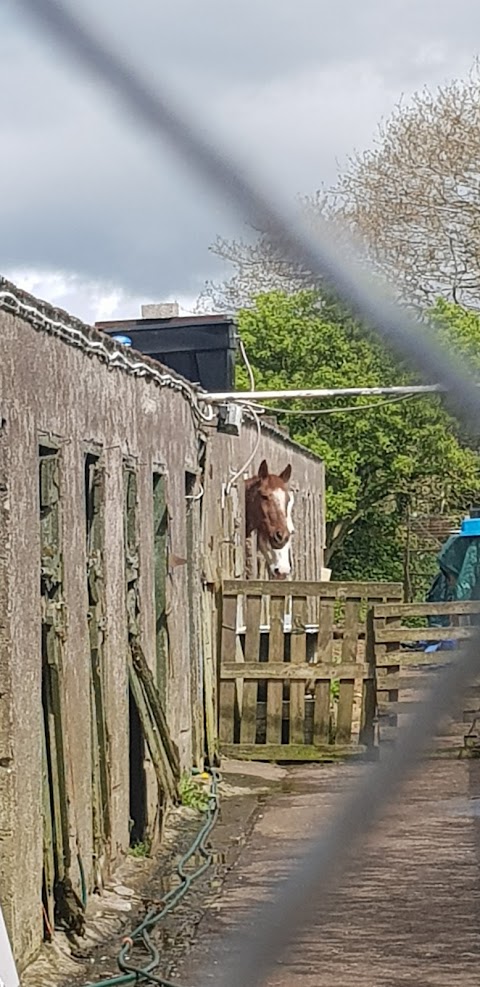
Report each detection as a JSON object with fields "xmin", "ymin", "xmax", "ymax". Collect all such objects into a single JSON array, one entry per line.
[{"xmin": 245, "ymin": 460, "xmax": 294, "ymax": 579}]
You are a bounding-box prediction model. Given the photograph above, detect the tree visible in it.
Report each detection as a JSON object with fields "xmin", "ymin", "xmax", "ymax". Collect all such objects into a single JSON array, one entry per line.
[
  {"xmin": 334, "ymin": 64, "xmax": 480, "ymax": 307},
  {"xmin": 236, "ymin": 291, "xmax": 480, "ymax": 580},
  {"xmin": 199, "ymin": 64, "xmax": 480, "ymax": 312}
]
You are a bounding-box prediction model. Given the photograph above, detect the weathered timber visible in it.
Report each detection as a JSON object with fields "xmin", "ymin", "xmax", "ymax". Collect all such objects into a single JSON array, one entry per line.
[
  {"xmin": 374, "ymin": 600, "xmax": 480, "ymax": 618},
  {"xmin": 290, "ymin": 595, "xmax": 307, "ymax": 744},
  {"xmin": 219, "ymin": 594, "xmax": 238, "ymax": 744},
  {"xmin": 223, "ymin": 579, "xmax": 403, "ymax": 597},
  {"xmin": 311, "ymin": 599, "xmax": 334, "ymax": 745},
  {"xmin": 130, "ymin": 640, "xmax": 180, "ymax": 780},
  {"xmin": 221, "ymin": 661, "xmax": 372, "ymax": 679},
  {"xmin": 241, "ymin": 594, "xmax": 262, "ymax": 744},
  {"xmin": 375, "ymin": 625, "xmax": 474, "ymax": 644},
  {"xmin": 266, "ymin": 596, "xmax": 285, "ymax": 743},
  {"xmin": 336, "ymin": 598, "xmax": 361, "ymax": 744},
  {"xmin": 219, "ymin": 742, "xmax": 368, "ymax": 762},
  {"xmin": 127, "ymin": 652, "xmax": 178, "ymax": 802}
]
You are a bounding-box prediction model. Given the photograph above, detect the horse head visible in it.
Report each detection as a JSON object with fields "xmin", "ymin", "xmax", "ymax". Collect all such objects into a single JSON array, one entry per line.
[{"xmin": 245, "ymin": 459, "xmax": 294, "ymax": 579}]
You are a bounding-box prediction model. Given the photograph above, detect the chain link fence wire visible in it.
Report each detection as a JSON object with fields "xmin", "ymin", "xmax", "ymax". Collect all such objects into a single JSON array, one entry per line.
[{"xmin": 13, "ymin": 2, "xmax": 480, "ymax": 983}]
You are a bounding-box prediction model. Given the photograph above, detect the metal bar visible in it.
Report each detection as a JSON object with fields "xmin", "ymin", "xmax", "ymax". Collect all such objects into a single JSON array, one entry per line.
[{"xmin": 203, "ymin": 384, "xmax": 447, "ymax": 402}]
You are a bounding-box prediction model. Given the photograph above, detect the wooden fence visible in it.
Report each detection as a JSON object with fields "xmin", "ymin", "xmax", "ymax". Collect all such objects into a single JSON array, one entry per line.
[
  {"xmin": 372, "ymin": 599, "xmax": 480, "ymax": 752},
  {"xmin": 218, "ymin": 579, "xmax": 402, "ymax": 760}
]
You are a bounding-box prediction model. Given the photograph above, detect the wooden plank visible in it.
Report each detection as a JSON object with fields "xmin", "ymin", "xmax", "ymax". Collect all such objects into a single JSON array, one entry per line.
[
  {"xmin": 375, "ymin": 625, "xmax": 474, "ymax": 644},
  {"xmin": 240, "ymin": 594, "xmax": 262, "ymax": 744},
  {"xmin": 128, "ymin": 654, "xmax": 177, "ymax": 802},
  {"xmin": 221, "ymin": 661, "xmax": 372, "ymax": 679},
  {"xmin": 359, "ymin": 607, "xmax": 375, "ymax": 748},
  {"xmin": 376, "ymin": 649, "xmax": 456, "ymax": 667},
  {"xmin": 41, "ymin": 714, "xmax": 55, "ymax": 934},
  {"xmin": 202, "ymin": 587, "xmax": 217, "ymax": 765},
  {"xmin": 152, "ymin": 472, "xmax": 168, "ymax": 703},
  {"xmin": 290, "ymin": 595, "xmax": 307, "ymax": 744},
  {"xmin": 219, "ymin": 594, "xmax": 238, "ymax": 743},
  {"xmin": 223, "ymin": 579, "xmax": 403, "ymax": 597},
  {"xmin": 266, "ymin": 596, "xmax": 285, "ymax": 744},
  {"xmin": 376, "ymin": 672, "xmax": 449, "ymax": 691},
  {"xmin": 374, "ymin": 600, "xmax": 480, "ymax": 618},
  {"xmin": 313, "ymin": 599, "xmax": 334, "ymax": 745},
  {"xmin": 336, "ymin": 599, "xmax": 361, "ymax": 744},
  {"xmin": 130, "ymin": 640, "xmax": 181, "ymax": 780},
  {"xmin": 219, "ymin": 743, "xmax": 367, "ymax": 762}
]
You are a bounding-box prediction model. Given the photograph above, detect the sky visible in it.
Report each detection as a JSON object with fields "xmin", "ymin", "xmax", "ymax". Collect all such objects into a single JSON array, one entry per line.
[{"xmin": 2, "ymin": 0, "xmax": 480, "ymax": 324}]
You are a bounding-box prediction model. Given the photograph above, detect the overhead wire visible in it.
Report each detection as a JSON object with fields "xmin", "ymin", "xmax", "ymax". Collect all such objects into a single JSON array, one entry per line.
[
  {"xmin": 249, "ymin": 393, "xmax": 419, "ymax": 416},
  {"xmin": 224, "ymin": 402, "xmax": 262, "ymax": 495},
  {"xmin": 12, "ymin": 3, "xmax": 480, "ymax": 985}
]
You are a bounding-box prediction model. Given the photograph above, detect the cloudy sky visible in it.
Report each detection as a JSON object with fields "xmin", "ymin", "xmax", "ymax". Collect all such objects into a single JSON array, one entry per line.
[{"xmin": 2, "ymin": 0, "xmax": 480, "ymax": 323}]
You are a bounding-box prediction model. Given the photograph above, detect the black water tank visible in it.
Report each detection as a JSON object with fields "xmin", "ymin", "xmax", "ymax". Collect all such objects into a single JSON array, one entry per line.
[{"xmin": 97, "ymin": 314, "xmax": 236, "ymax": 392}]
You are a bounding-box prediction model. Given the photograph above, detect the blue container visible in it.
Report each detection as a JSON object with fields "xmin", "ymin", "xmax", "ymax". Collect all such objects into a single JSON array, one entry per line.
[
  {"xmin": 459, "ymin": 516, "xmax": 480, "ymax": 537},
  {"xmin": 111, "ymin": 333, "xmax": 133, "ymax": 347}
]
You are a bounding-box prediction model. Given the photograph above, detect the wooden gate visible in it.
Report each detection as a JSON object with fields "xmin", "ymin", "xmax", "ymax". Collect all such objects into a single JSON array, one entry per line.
[
  {"xmin": 218, "ymin": 579, "xmax": 402, "ymax": 760},
  {"xmin": 372, "ymin": 599, "xmax": 480, "ymax": 752}
]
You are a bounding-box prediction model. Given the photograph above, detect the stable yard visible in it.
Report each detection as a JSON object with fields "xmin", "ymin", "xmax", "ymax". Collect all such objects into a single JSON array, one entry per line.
[{"xmin": 174, "ymin": 757, "xmax": 480, "ymax": 986}]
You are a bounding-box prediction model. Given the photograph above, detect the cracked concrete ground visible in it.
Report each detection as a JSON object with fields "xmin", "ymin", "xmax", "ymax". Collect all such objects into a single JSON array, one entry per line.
[{"xmin": 173, "ymin": 757, "xmax": 480, "ymax": 987}]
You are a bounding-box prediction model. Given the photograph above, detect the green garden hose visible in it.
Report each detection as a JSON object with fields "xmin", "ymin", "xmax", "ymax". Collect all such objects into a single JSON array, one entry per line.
[{"xmin": 79, "ymin": 769, "xmax": 220, "ymax": 987}]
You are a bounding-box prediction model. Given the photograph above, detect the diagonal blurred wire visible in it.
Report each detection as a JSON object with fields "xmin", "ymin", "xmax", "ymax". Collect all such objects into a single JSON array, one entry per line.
[
  {"xmin": 15, "ymin": 0, "xmax": 480, "ymax": 431},
  {"xmin": 13, "ymin": 2, "xmax": 480, "ymax": 984}
]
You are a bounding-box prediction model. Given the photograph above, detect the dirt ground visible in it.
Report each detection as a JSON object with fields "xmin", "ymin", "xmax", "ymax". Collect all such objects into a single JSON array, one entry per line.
[{"xmin": 24, "ymin": 755, "xmax": 480, "ymax": 987}]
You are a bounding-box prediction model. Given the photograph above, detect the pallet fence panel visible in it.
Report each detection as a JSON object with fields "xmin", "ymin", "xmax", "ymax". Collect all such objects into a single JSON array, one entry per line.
[
  {"xmin": 290, "ymin": 595, "xmax": 308, "ymax": 744},
  {"xmin": 219, "ymin": 579, "xmax": 403, "ymax": 761},
  {"xmin": 372, "ymin": 600, "xmax": 480, "ymax": 751}
]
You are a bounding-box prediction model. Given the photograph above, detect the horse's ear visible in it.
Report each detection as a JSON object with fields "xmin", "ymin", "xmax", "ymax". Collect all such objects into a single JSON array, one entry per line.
[
  {"xmin": 280, "ymin": 464, "xmax": 292, "ymax": 483},
  {"xmin": 258, "ymin": 460, "xmax": 269, "ymax": 479}
]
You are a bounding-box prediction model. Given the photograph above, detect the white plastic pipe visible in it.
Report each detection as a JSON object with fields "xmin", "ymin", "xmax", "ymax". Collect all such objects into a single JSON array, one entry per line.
[
  {"xmin": 0, "ymin": 906, "xmax": 19, "ymax": 987},
  {"xmin": 203, "ymin": 384, "xmax": 446, "ymax": 402}
]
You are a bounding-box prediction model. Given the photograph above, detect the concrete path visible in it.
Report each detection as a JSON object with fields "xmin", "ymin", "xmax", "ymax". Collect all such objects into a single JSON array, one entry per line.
[{"xmin": 174, "ymin": 758, "xmax": 480, "ymax": 987}]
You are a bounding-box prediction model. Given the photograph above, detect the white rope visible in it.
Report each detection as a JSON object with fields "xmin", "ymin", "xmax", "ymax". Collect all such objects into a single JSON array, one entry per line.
[
  {"xmin": 225, "ymin": 403, "xmax": 262, "ymax": 495},
  {"xmin": 238, "ymin": 336, "xmax": 256, "ymax": 392}
]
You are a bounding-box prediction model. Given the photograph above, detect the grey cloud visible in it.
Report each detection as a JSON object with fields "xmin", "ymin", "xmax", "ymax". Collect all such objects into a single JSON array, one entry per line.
[{"xmin": 2, "ymin": 0, "xmax": 480, "ymax": 299}]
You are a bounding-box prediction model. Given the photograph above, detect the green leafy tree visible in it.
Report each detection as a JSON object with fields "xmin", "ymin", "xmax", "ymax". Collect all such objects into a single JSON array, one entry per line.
[{"xmin": 237, "ymin": 291, "xmax": 480, "ymax": 580}]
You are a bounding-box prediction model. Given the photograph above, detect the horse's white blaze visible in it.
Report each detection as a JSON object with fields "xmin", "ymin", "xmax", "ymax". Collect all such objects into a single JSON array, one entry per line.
[
  {"xmin": 272, "ymin": 487, "xmax": 287, "ymax": 515},
  {"xmin": 272, "ymin": 488, "xmax": 295, "ymax": 535},
  {"xmin": 286, "ymin": 492, "xmax": 295, "ymax": 534},
  {"xmin": 259, "ymin": 534, "xmax": 292, "ymax": 577},
  {"xmin": 271, "ymin": 539, "xmax": 292, "ymax": 576}
]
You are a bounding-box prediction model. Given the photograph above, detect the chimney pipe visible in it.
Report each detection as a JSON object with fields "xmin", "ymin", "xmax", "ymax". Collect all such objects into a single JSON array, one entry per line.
[{"xmin": 141, "ymin": 302, "xmax": 179, "ymax": 319}]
